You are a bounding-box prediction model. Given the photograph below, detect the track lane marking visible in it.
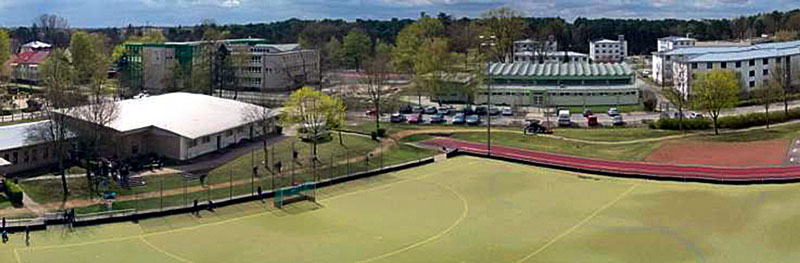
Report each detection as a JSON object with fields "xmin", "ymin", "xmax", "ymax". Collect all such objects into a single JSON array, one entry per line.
[{"xmin": 514, "ymin": 183, "xmax": 639, "ymax": 263}]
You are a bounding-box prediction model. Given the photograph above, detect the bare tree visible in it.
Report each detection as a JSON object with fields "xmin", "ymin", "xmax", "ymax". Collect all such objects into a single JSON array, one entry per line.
[
  {"xmin": 27, "ymin": 49, "xmax": 79, "ymax": 197},
  {"xmin": 662, "ymin": 86, "xmax": 689, "ymax": 131},
  {"xmin": 35, "ymin": 14, "xmax": 70, "ymax": 47},
  {"xmin": 242, "ymin": 92, "xmax": 279, "ymax": 180},
  {"xmin": 361, "ymin": 49, "xmax": 393, "ymax": 134}
]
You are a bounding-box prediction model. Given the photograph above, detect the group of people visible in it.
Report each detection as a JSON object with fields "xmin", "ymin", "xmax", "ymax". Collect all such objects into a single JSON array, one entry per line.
[{"xmin": 1, "ymin": 217, "xmax": 31, "ymax": 246}]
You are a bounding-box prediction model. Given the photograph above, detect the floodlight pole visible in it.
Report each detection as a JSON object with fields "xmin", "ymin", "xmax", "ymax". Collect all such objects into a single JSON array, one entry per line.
[{"xmin": 480, "ymin": 35, "xmax": 497, "ymax": 156}]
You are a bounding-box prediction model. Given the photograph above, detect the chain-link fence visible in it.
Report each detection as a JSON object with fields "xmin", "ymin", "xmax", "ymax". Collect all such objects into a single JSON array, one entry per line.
[{"xmin": 8, "ymin": 141, "xmax": 436, "ymax": 228}]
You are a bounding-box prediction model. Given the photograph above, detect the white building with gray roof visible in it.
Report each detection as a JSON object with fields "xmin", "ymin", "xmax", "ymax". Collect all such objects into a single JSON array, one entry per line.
[
  {"xmin": 0, "ymin": 121, "xmax": 69, "ymax": 175},
  {"xmin": 656, "ymin": 40, "xmax": 800, "ymax": 96}
]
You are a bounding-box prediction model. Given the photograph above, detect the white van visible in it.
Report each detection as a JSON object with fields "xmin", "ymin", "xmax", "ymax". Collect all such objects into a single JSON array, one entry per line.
[{"xmin": 557, "ymin": 110, "xmax": 571, "ymax": 127}]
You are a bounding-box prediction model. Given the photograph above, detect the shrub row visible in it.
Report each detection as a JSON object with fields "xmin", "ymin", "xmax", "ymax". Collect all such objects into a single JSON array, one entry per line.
[
  {"xmin": 649, "ymin": 118, "xmax": 712, "ymax": 130},
  {"xmin": 717, "ymin": 108, "xmax": 800, "ymax": 129},
  {"xmin": 4, "ymin": 180, "xmax": 24, "ymax": 206}
]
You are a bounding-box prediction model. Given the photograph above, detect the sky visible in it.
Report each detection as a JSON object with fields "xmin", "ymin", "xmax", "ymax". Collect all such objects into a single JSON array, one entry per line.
[{"xmin": 0, "ymin": 0, "xmax": 798, "ymax": 28}]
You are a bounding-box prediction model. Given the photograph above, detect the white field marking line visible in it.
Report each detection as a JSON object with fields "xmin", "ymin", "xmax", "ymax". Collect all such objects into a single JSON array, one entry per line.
[
  {"xmin": 21, "ymin": 158, "xmax": 477, "ymax": 252},
  {"xmin": 354, "ymin": 179, "xmax": 470, "ymax": 263},
  {"xmin": 514, "ymin": 184, "xmax": 639, "ymax": 263},
  {"xmin": 139, "ymin": 236, "xmax": 195, "ymax": 263},
  {"xmin": 13, "ymin": 248, "xmax": 22, "ymax": 263}
]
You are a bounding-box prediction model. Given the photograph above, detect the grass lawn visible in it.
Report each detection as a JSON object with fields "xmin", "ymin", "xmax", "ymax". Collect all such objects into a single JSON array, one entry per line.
[
  {"xmin": 699, "ymin": 122, "xmax": 800, "ymax": 143},
  {"xmin": 452, "ymin": 131, "xmax": 662, "ymax": 160},
  {"xmin": 553, "ymin": 127, "xmax": 684, "ymax": 142},
  {"xmin": 10, "ymin": 157, "xmax": 800, "ymax": 262},
  {"xmin": 0, "ymin": 118, "xmax": 43, "ymax": 127}
]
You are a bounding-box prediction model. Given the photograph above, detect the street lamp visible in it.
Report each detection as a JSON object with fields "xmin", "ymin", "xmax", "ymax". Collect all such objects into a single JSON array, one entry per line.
[{"xmin": 479, "ymin": 35, "xmax": 497, "ymax": 156}]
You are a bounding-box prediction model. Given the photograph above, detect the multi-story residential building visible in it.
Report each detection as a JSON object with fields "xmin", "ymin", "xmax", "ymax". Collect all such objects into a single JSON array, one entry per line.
[
  {"xmin": 9, "ymin": 41, "xmax": 52, "ymax": 84},
  {"xmin": 589, "ymin": 35, "xmax": 628, "ymax": 63},
  {"xmin": 513, "ymin": 36, "xmax": 588, "ymax": 63},
  {"xmin": 671, "ymin": 40, "xmax": 800, "ymax": 97},
  {"xmin": 657, "ymin": 36, "xmax": 696, "ymax": 52},
  {"xmin": 434, "ymin": 62, "xmax": 641, "ymax": 107},
  {"xmin": 121, "ymin": 39, "xmax": 319, "ymax": 96},
  {"xmin": 513, "ymin": 51, "xmax": 589, "ymax": 63}
]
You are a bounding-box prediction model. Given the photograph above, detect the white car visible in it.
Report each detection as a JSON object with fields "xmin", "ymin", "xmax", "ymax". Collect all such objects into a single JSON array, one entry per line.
[
  {"xmin": 501, "ymin": 108, "xmax": 513, "ymax": 116},
  {"xmin": 607, "ymin": 107, "xmax": 620, "ymax": 116}
]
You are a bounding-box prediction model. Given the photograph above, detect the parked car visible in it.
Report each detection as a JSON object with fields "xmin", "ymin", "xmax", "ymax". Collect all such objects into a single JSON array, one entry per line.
[
  {"xmin": 558, "ymin": 110, "xmax": 572, "ymax": 127},
  {"xmin": 688, "ymin": 112, "xmax": 705, "ymax": 119},
  {"xmin": 583, "ymin": 108, "xmax": 593, "ymax": 117},
  {"xmin": 390, "ymin": 113, "xmax": 407, "ymax": 123},
  {"xmin": 642, "ymin": 69, "xmax": 652, "ymax": 75},
  {"xmin": 430, "ymin": 114, "xmax": 446, "ymax": 123},
  {"xmin": 365, "ymin": 109, "xmax": 379, "ymax": 116},
  {"xmin": 607, "ymin": 107, "xmax": 620, "ymax": 116},
  {"xmin": 523, "ymin": 119, "xmax": 553, "ymax": 134},
  {"xmin": 612, "ymin": 115, "xmax": 624, "ymax": 126},
  {"xmin": 489, "ymin": 107, "xmax": 501, "ymax": 116},
  {"xmin": 466, "ymin": 115, "xmax": 481, "ymax": 125},
  {"xmin": 412, "ymin": 106, "xmax": 424, "ymax": 113},
  {"xmin": 424, "ymin": 106, "xmax": 437, "ymax": 115},
  {"xmin": 408, "ymin": 113, "xmax": 423, "ymax": 124},
  {"xmin": 587, "ymin": 116, "xmax": 599, "ymax": 127},
  {"xmin": 475, "ymin": 105, "xmax": 488, "ymax": 115},
  {"xmin": 452, "ymin": 113, "xmax": 466, "ymax": 125},
  {"xmin": 501, "ymin": 107, "xmax": 513, "ymax": 116},
  {"xmin": 460, "ymin": 105, "xmax": 474, "ymax": 115},
  {"xmin": 399, "ymin": 105, "xmax": 413, "ymax": 114},
  {"xmin": 438, "ymin": 107, "xmax": 452, "ymax": 115}
]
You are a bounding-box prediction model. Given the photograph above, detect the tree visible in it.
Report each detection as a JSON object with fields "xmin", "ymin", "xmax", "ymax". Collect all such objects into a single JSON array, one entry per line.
[
  {"xmin": 752, "ymin": 81, "xmax": 782, "ymax": 129},
  {"xmin": 342, "ymin": 29, "xmax": 371, "ymax": 72},
  {"xmin": 242, "ymin": 92, "xmax": 279, "ymax": 183},
  {"xmin": 281, "ymin": 87, "xmax": 346, "ymax": 158},
  {"xmin": 392, "ymin": 18, "xmax": 448, "ymax": 106},
  {"xmin": 413, "ymin": 38, "xmax": 452, "ymax": 106},
  {"xmin": 0, "ymin": 29, "xmax": 11, "ymax": 86},
  {"xmin": 661, "ymin": 86, "xmax": 690, "ymax": 132},
  {"xmin": 35, "ymin": 14, "xmax": 70, "ymax": 47},
  {"xmin": 767, "ymin": 63, "xmax": 796, "ymax": 118},
  {"xmin": 325, "ymin": 36, "xmax": 344, "ymax": 69},
  {"xmin": 29, "ymin": 49, "xmax": 79, "ymax": 198},
  {"xmin": 692, "ymin": 70, "xmax": 740, "ymax": 135},
  {"xmin": 480, "ymin": 7, "xmax": 524, "ymax": 62},
  {"xmin": 70, "ymin": 31, "xmax": 108, "ymax": 85},
  {"xmin": 362, "ymin": 41, "xmax": 393, "ymax": 134}
]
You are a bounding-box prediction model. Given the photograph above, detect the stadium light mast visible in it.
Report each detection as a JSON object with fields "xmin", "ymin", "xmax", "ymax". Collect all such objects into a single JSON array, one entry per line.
[{"xmin": 479, "ymin": 35, "xmax": 497, "ymax": 156}]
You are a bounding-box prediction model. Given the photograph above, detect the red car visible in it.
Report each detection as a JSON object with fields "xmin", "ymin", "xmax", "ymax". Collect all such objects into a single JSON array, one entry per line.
[
  {"xmin": 408, "ymin": 113, "xmax": 423, "ymax": 124},
  {"xmin": 587, "ymin": 116, "xmax": 599, "ymax": 127},
  {"xmin": 365, "ymin": 109, "xmax": 379, "ymax": 116}
]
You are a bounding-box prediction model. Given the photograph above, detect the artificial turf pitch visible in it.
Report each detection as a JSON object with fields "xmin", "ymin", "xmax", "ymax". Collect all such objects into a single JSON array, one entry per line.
[{"xmin": 5, "ymin": 156, "xmax": 800, "ymax": 262}]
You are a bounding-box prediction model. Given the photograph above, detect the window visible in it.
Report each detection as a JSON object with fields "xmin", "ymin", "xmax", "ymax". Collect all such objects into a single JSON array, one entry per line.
[
  {"xmin": 707, "ymin": 62, "xmax": 713, "ymax": 69},
  {"xmin": 749, "ymin": 81, "xmax": 756, "ymax": 88},
  {"xmin": 202, "ymin": 136, "xmax": 211, "ymax": 143},
  {"xmin": 777, "ymin": 57, "xmax": 782, "ymax": 63},
  {"xmin": 749, "ymin": 70, "xmax": 755, "ymax": 77},
  {"xmin": 721, "ymin": 62, "xmax": 727, "ymax": 69},
  {"xmin": 189, "ymin": 140, "xmax": 198, "ymax": 148},
  {"xmin": 227, "ymin": 130, "xmax": 234, "ymax": 137},
  {"xmin": 32, "ymin": 149, "xmax": 37, "ymax": 162},
  {"xmin": 736, "ymin": 61, "xmax": 741, "ymax": 68},
  {"xmin": 750, "ymin": 59, "xmax": 755, "ymax": 66},
  {"xmin": 764, "ymin": 69, "xmax": 769, "ymax": 76},
  {"xmin": 763, "ymin": 58, "xmax": 769, "ymax": 65},
  {"xmin": 692, "ymin": 63, "xmax": 698, "ymax": 69}
]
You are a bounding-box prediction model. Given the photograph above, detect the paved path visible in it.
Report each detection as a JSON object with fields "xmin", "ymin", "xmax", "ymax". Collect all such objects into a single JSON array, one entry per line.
[{"xmin": 424, "ymin": 138, "xmax": 800, "ymax": 183}]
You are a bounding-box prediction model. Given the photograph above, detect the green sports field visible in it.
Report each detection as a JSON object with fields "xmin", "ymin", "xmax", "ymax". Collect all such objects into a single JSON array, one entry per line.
[{"xmin": 5, "ymin": 156, "xmax": 800, "ymax": 262}]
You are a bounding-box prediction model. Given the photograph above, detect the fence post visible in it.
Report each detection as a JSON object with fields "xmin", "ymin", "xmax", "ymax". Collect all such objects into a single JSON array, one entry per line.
[
  {"xmin": 160, "ymin": 177, "xmax": 163, "ymax": 211},
  {"xmin": 330, "ymin": 156, "xmax": 334, "ymax": 179},
  {"xmin": 183, "ymin": 179, "xmax": 187, "ymax": 208},
  {"xmin": 229, "ymin": 165, "xmax": 233, "ymax": 200},
  {"xmin": 346, "ymin": 152, "xmax": 350, "ymax": 175},
  {"xmin": 380, "ymin": 143, "xmax": 383, "ymax": 169}
]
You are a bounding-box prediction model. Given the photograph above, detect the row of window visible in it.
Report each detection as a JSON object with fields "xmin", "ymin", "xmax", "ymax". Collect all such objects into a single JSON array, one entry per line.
[
  {"xmin": 691, "ymin": 57, "xmax": 789, "ymax": 70},
  {"xmin": 2, "ymin": 147, "xmax": 51, "ymax": 166},
  {"xmin": 595, "ymin": 44, "xmax": 621, "ymax": 48},
  {"xmin": 480, "ymin": 91, "xmax": 636, "ymax": 97}
]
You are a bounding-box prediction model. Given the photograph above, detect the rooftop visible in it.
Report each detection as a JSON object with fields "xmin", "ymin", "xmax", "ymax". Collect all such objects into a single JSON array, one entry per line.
[
  {"xmin": 21, "ymin": 41, "xmax": 51, "ymax": 49},
  {"xmin": 488, "ymin": 62, "xmax": 633, "ymax": 78},
  {"xmin": 659, "ymin": 36, "xmax": 696, "ymax": 42},
  {"xmin": 0, "ymin": 121, "xmax": 52, "ymax": 151},
  {"xmin": 254, "ymin": 43, "xmax": 301, "ymax": 52},
  {"xmin": 11, "ymin": 51, "xmax": 50, "ymax": 65},
  {"xmin": 61, "ymin": 93, "xmax": 278, "ymax": 140},
  {"xmin": 661, "ymin": 39, "xmax": 800, "ymax": 62},
  {"xmin": 591, "ymin": 39, "xmax": 624, "ymax": 44},
  {"xmin": 515, "ymin": 51, "xmax": 588, "ymax": 57}
]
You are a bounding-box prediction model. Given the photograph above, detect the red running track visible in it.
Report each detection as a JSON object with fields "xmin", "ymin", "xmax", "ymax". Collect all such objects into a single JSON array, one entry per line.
[{"xmin": 424, "ymin": 138, "xmax": 800, "ymax": 183}]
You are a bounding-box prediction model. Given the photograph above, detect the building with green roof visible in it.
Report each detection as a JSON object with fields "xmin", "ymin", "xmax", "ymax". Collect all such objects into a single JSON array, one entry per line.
[{"xmin": 435, "ymin": 62, "xmax": 641, "ymax": 107}]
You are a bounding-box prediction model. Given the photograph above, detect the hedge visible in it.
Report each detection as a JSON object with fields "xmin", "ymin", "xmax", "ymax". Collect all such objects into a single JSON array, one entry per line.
[
  {"xmin": 717, "ymin": 108, "xmax": 800, "ymax": 129},
  {"xmin": 649, "ymin": 118, "xmax": 712, "ymax": 130},
  {"xmin": 4, "ymin": 180, "xmax": 24, "ymax": 206}
]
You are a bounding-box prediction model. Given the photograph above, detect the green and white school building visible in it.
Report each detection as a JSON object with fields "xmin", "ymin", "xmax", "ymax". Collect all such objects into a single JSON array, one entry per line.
[{"xmin": 437, "ymin": 62, "xmax": 642, "ymax": 107}]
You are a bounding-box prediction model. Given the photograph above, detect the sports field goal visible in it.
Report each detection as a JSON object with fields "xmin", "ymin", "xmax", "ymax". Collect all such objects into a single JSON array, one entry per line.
[{"xmin": 274, "ymin": 182, "xmax": 317, "ymax": 208}]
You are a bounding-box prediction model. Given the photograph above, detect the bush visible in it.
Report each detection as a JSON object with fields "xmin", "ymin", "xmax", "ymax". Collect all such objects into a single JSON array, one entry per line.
[
  {"xmin": 377, "ymin": 128, "xmax": 387, "ymax": 137},
  {"xmin": 4, "ymin": 180, "xmax": 24, "ymax": 206},
  {"xmin": 649, "ymin": 118, "xmax": 711, "ymax": 130}
]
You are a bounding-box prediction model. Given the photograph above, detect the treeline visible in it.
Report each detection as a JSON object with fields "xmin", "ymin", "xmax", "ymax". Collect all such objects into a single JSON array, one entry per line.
[{"xmin": 7, "ymin": 9, "xmax": 800, "ymax": 57}]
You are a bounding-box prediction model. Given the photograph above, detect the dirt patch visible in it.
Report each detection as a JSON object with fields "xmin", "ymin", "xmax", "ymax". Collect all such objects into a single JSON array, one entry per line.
[{"xmin": 644, "ymin": 139, "xmax": 791, "ymax": 167}]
